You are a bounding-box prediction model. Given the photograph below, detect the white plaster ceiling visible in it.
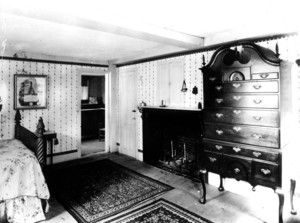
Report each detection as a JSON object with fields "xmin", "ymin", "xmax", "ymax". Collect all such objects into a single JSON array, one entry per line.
[{"xmin": 0, "ymin": 0, "xmax": 299, "ymax": 65}]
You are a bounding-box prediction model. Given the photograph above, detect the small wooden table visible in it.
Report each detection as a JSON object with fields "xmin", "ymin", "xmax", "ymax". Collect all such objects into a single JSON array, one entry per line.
[{"xmin": 44, "ymin": 131, "xmax": 58, "ymax": 165}]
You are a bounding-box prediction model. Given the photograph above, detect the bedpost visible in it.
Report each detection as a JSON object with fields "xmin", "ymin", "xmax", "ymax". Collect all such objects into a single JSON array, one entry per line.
[
  {"xmin": 15, "ymin": 109, "xmax": 21, "ymax": 139},
  {"xmin": 36, "ymin": 117, "xmax": 46, "ymax": 167}
]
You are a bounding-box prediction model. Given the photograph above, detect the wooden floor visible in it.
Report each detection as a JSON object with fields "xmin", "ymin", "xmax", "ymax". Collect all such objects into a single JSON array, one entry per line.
[{"xmin": 44, "ymin": 152, "xmax": 300, "ymax": 223}]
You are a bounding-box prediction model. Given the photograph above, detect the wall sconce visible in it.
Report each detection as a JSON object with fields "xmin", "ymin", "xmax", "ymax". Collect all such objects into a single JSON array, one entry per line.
[
  {"xmin": 181, "ymin": 80, "xmax": 188, "ymax": 92},
  {"xmin": 0, "ymin": 96, "xmax": 2, "ymax": 112}
]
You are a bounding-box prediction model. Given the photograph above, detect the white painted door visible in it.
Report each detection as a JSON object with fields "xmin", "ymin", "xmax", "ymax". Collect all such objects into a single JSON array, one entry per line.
[{"xmin": 119, "ymin": 68, "xmax": 137, "ymax": 158}]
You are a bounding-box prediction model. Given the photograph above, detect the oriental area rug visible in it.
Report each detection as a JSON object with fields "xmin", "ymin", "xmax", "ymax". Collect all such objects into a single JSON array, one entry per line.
[
  {"xmin": 46, "ymin": 159, "xmax": 173, "ymax": 223},
  {"xmin": 106, "ymin": 198, "xmax": 214, "ymax": 223}
]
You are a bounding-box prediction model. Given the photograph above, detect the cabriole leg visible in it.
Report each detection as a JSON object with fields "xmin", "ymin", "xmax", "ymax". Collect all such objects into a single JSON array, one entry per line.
[
  {"xmin": 198, "ymin": 169, "xmax": 207, "ymax": 204},
  {"xmin": 290, "ymin": 179, "xmax": 297, "ymax": 215},
  {"xmin": 218, "ymin": 175, "xmax": 224, "ymax": 192},
  {"xmin": 275, "ymin": 188, "xmax": 284, "ymax": 223}
]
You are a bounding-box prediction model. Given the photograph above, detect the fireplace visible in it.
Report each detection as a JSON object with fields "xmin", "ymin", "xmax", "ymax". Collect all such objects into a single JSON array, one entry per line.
[{"xmin": 139, "ymin": 106, "xmax": 203, "ymax": 180}]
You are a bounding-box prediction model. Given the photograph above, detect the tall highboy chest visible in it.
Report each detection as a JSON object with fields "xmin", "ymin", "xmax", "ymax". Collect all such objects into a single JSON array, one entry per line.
[{"xmin": 199, "ymin": 42, "xmax": 296, "ymax": 223}]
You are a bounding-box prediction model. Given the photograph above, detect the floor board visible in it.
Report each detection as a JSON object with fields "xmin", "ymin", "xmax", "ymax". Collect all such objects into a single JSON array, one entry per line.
[{"xmin": 44, "ymin": 152, "xmax": 300, "ymax": 223}]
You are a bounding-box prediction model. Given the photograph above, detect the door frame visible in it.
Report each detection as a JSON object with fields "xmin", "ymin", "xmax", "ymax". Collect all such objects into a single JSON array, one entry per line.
[{"xmin": 78, "ymin": 68, "xmax": 109, "ymax": 157}]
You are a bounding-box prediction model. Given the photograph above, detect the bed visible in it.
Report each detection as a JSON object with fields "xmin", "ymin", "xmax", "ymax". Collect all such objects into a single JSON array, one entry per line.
[{"xmin": 0, "ymin": 110, "xmax": 50, "ymax": 223}]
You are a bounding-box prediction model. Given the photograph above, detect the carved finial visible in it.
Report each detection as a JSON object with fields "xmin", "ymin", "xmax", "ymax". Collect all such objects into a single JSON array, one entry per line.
[
  {"xmin": 275, "ymin": 43, "xmax": 280, "ymax": 58},
  {"xmin": 15, "ymin": 109, "xmax": 21, "ymax": 126},
  {"xmin": 36, "ymin": 117, "xmax": 45, "ymax": 137},
  {"xmin": 202, "ymin": 54, "xmax": 206, "ymax": 66}
]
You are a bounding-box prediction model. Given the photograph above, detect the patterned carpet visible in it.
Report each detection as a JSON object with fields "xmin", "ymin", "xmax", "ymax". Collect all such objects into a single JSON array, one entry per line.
[
  {"xmin": 106, "ymin": 198, "xmax": 214, "ymax": 223},
  {"xmin": 46, "ymin": 159, "xmax": 173, "ymax": 223}
]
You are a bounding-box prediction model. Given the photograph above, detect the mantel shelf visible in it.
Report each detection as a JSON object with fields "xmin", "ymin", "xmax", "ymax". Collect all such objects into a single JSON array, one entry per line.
[{"xmin": 137, "ymin": 106, "xmax": 202, "ymax": 113}]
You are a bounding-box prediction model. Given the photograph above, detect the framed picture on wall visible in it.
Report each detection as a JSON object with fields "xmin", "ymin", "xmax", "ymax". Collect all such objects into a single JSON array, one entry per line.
[{"xmin": 14, "ymin": 74, "xmax": 47, "ymax": 110}]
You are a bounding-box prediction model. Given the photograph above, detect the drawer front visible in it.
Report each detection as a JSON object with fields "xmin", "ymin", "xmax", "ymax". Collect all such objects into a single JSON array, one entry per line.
[
  {"xmin": 204, "ymin": 151, "xmax": 222, "ymax": 173},
  {"xmin": 204, "ymin": 74, "xmax": 222, "ymax": 84},
  {"xmin": 205, "ymin": 94, "xmax": 279, "ymax": 109},
  {"xmin": 253, "ymin": 161, "xmax": 279, "ymax": 183},
  {"xmin": 205, "ymin": 81, "xmax": 279, "ymax": 94},
  {"xmin": 223, "ymin": 155, "xmax": 252, "ymax": 181},
  {"xmin": 251, "ymin": 72, "xmax": 278, "ymax": 80},
  {"xmin": 204, "ymin": 108, "xmax": 279, "ymax": 127},
  {"xmin": 204, "ymin": 123, "xmax": 280, "ymax": 148},
  {"xmin": 203, "ymin": 139, "xmax": 279, "ymax": 162}
]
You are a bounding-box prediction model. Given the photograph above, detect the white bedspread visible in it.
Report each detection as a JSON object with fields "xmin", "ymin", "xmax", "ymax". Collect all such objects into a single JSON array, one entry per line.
[{"xmin": 0, "ymin": 139, "xmax": 50, "ymax": 223}]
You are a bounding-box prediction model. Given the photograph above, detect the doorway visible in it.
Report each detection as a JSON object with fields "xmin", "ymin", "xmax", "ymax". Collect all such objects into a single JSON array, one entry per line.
[{"xmin": 81, "ymin": 74, "xmax": 106, "ymax": 157}]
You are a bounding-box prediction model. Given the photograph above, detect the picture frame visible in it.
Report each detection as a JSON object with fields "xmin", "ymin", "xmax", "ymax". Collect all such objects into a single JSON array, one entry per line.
[{"xmin": 14, "ymin": 74, "xmax": 47, "ymax": 110}]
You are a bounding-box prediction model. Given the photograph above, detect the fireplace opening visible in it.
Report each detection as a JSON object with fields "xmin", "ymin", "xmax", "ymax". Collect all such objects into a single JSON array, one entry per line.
[{"xmin": 140, "ymin": 107, "xmax": 203, "ymax": 180}]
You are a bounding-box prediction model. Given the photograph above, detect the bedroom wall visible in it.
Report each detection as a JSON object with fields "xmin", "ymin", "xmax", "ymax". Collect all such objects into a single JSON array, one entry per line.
[
  {"xmin": 117, "ymin": 35, "xmax": 300, "ymax": 161},
  {"xmin": 0, "ymin": 59, "xmax": 108, "ymax": 162}
]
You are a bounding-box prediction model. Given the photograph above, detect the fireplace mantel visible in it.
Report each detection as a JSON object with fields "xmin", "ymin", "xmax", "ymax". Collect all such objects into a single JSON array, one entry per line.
[{"xmin": 138, "ymin": 106, "xmax": 202, "ymax": 113}]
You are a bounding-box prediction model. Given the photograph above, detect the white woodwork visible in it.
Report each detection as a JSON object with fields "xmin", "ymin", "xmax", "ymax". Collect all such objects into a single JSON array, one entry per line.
[
  {"xmin": 157, "ymin": 58, "xmax": 184, "ymax": 107},
  {"xmin": 119, "ymin": 68, "xmax": 137, "ymax": 158}
]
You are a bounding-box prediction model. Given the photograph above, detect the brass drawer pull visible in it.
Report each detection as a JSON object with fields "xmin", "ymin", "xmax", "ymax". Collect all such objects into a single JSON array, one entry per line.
[
  {"xmin": 215, "ymin": 145, "xmax": 223, "ymax": 150},
  {"xmin": 233, "ymin": 147, "xmax": 241, "ymax": 152},
  {"xmin": 253, "ymin": 116, "xmax": 262, "ymax": 121},
  {"xmin": 209, "ymin": 77, "xmax": 216, "ymax": 82},
  {"xmin": 253, "ymin": 84, "xmax": 262, "ymax": 90},
  {"xmin": 261, "ymin": 168, "xmax": 271, "ymax": 175},
  {"xmin": 233, "ymin": 96, "xmax": 241, "ymax": 101},
  {"xmin": 253, "ymin": 152, "xmax": 262, "ymax": 157},
  {"xmin": 260, "ymin": 73, "xmax": 269, "ymax": 79},
  {"xmin": 233, "ymin": 110, "xmax": 242, "ymax": 115},
  {"xmin": 234, "ymin": 168, "xmax": 241, "ymax": 174},
  {"xmin": 233, "ymin": 126, "xmax": 241, "ymax": 132},
  {"xmin": 216, "ymin": 130, "xmax": 224, "ymax": 135},
  {"xmin": 252, "ymin": 134, "xmax": 262, "ymax": 139},
  {"xmin": 232, "ymin": 83, "xmax": 241, "ymax": 88},
  {"xmin": 216, "ymin": 113, "xmax": 224, "ymax": 118},
  {"xmin": 209, "ymin": 157, "xmax": 217, "ymax": 162},
  {"xmin": 253, "ymin": 99, "xmax": 262, "ymax": 104},
  {"xmin": 215, "ymin": 86, "xmax": 223, "ymax": 91},
  {"xmin": 215, "ymin": 98, "xmax": 223, "ymax": 104}
]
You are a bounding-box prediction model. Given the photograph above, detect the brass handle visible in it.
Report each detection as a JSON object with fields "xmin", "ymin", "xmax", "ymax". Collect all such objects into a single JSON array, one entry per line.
[
  {"xmin": 209, "ymin": 157, "xmax": 217, "ymax": 162},
  {"xmin": 215, "ymin": 145, "xmax": 223, "ymax": 150},
  {"xmin": 233, "ymin": 110, "xmax": 242, "ymax": 115},
  {"xmin": 233, "ymin": 147, "xmax": 241, "ymax": 152},
  {"xmin": 209, "ymin": 77, "xmax": 216, "ymax": 82},
  {"xmin": 253, "ymin": 152, "xmax": 262, "ymax": 157},
  {"xmin": 253, "ymin": 99, "xmax": 262, "ymax": 104},
  {"xmin": 253, "ymin": 84, "xmax": 262, "ymax": 90},
  {"xmin": 215, "ymin": 86, "xmax": 223, "ymax": 91},
  {"xmin": 216, "ymin": 130, "xmax": 224, "ymax": 135},
  {"xmin": 215, "ymin": 98, "xmax": 223, "ymax": 104},
  {"xmin": 232, "ymin": 83, "xmax": 241, "ymax": 88},
  {"xmin": 261, "ymin": 168, "xmax": 271, "ymax": 175},
  {"xmin": 253, "ymin": 116, "xmax": 262, "ymax": 121},
  {"xmin": 252, "ymin": 134, "xmax": 262, "ymax": 139},
  {"xmin": 216, "ymin": 113, "xmax": 224, "ymax": 118},
  {"xmin": 233, "ymin": 96, "xmax": 241, "ymax": 101},
  {"xmin": 234, "ymin": 168, "xmax": 241, "ymax": 174},
  {"xmin": 260, "ymin": 73, "xmax": 269, "ymax": 79},
  {"xmin": 233, "ymin": 126, "xmax": 241, "ymax": 132}
]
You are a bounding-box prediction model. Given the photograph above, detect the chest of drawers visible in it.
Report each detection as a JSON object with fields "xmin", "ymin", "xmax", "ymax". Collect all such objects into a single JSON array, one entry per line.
[{"xmin": 198, "ymin": 42, "xmax": 296, "ymax": 223}]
